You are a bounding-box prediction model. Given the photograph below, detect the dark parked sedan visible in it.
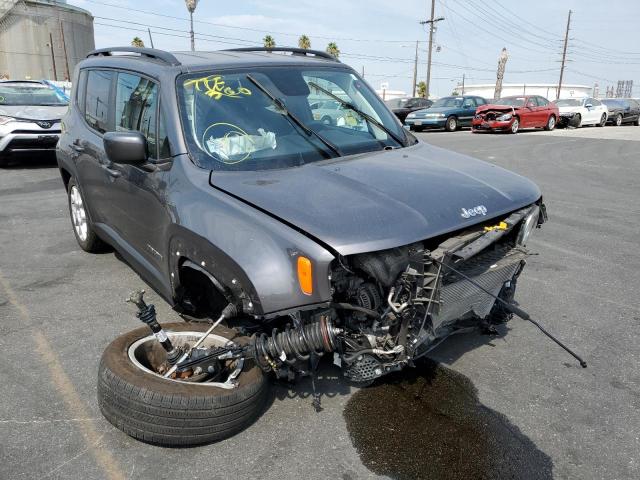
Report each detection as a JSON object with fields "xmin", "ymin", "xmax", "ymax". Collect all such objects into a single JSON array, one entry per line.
[
  {"xmin": 390, "ymin": 97, "xmax": 433, "ymax": 122},
  {"xmin": 405, "ymin": 95, "xmax": 487, "ymax": 131},
  {"xmin": 601, "ymin": 99, "xmax": 640, "ymax": 126}
]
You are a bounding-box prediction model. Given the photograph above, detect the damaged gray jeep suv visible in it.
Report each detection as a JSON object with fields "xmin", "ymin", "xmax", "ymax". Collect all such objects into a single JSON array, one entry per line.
[{"xmin": 57, "ymin": 47, "xmax": 546, "ymax": 446}]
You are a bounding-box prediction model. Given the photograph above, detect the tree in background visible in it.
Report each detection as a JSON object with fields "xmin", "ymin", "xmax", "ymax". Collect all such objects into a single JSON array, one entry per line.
[
  {"xmin": 263, "ymin": 35, "xmax": 276, "ymax": 48},
  {"xmin": 326, "ymin": 42, "xmax": 340, "ymax": 58},
  {"xmin": 417, "ymin": 81, "xmax": 427, "ymax": 98},
  {"xmin": 298, "ymin": 35, "xmax": 311, "ymax": 50},
  {"xmin": 131, "ymin": 37, "xmax": 145, "ymax": 48}
]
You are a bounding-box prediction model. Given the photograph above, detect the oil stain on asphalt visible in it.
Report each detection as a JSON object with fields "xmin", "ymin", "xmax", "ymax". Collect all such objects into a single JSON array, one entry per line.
[{"xmin": 344, "ymin": 359, "xmax": 553, "ymax": 480}]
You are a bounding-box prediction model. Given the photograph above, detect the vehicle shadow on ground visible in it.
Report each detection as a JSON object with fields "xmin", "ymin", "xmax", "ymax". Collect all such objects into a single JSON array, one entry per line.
[{"xmin": 0, "ymin": 153, "xmax": 58, "ymax": 169}]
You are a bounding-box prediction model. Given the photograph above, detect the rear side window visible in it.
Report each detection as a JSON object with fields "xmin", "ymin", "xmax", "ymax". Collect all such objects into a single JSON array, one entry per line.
[
  {"xmin": 85, "ymin": 70, "xmax": 113, "ymax": 133},
  {"xmin": 76, "ymin": 70, "xmax": 87, "ymax": 113},
  {"xmin": 115, "ymin": 72, "xmax": 161, "ymax": 158},
  {"xmin": 537, "ymin": 96, "xmax": 549, "ymax": 106}
]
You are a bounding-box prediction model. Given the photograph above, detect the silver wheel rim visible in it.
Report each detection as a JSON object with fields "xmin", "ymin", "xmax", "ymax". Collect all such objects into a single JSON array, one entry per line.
[
  {"xmin": 616, "ymin": 115, "xmax": 622, "ymax": 126},
  {"xmin": 128, "ymin": 330, "xmax": 239, "ymax": 387},
  {"xmin": 449, "ymin": 118, "xmax": 456, "ymax": 130},
  {"xmin": 548, "ymin": 117, "xmax": 555, "ymax": 129},
  {"xmin": 70, "ymin": 185, "xmax": 88, "ymax": 242},
  {"xmin": 512, "ymin": 120, "xmax": 519, "ymax": 133}
]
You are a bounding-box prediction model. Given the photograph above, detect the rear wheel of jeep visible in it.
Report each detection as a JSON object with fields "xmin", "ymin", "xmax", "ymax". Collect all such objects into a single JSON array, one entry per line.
[
  {"xmin": 67, "ymin": 177, "xmax": 109, "ymax": 253},
  {"xmin": 97, "ymin": 322, "xmax": 269, "ymax": 446}
]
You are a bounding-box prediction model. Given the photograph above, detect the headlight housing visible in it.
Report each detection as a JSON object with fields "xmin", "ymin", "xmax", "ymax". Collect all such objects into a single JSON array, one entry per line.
[
  {"xmin": 407, "ymin": 113, "xmax": 416, "ymax": 119},
  {"xmin": 497, "ymin": 113, "xmax": 512, "ymax": 121},
  {"xmin": 516, "ymin": 205, "xmax": 540, "ymax": 246}
]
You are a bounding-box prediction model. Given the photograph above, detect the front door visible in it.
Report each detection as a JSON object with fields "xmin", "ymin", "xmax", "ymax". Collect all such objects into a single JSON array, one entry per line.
[
  {"xmin": 102, "ymin": 71, "xmax": 172, "ymax": 282},
  {"xmin": 460, "ymin": 97, "xmax": 477, "ymax": 126}
]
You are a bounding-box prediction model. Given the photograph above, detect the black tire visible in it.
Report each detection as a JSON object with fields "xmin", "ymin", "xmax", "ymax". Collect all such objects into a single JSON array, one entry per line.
[
  {"xmin": 635, "ymin": 115, "xmax": 640, "ymax": 126},
  {"xmin": 544, "ymin": 115, "xmax": 556, "ymax": 131},
  {"xmin": 98, "ymin": 322, "xmax": 269, "ymax": 446},
  {"xmin": 67, "ymin": 177, "xmax": 109, "ymax": 253},
  {"xmin": 0, "ymin": 155, "xmax": 8, "ymax": 168},
  {"xmin": 411, "ymin": 126, "xmax": 424, "ymax": 132},
  {"xmin": 598, "ymin": 114, "xmax": 607, "ymax": 127},
  {"xmin": 614, "ymin": 113, "xmax": 623, "ymax": 127},
  {"xmin": 444, "ymin": 116, "xmax": 458, "ymax": 132},
  {"xmin": 320, "ymin": 115, "xmax": 334, "ymax": 126},
  {"xmin": 573, "ymin": 114, "xmax": 582, "ymax": 128}
]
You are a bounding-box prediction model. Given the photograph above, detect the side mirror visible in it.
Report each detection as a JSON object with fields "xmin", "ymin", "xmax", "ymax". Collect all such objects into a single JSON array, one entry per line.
[
  {"xmin": 585, "ymin": 103, "xmax": 593, "ymax": 109},
  {"xmin": 103, "ymin": 131, "xmax": 147, "ymax": 165}
]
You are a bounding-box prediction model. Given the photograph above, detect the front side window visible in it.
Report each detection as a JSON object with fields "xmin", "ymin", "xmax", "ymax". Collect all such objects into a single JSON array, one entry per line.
[
  {"xmin": 115, "ymin": 72, "xmax": 159, "ymax": 157},
  {"xmin": 178, "ymin": 66, "xmax": 407, "ymax": 171},
  {"xmin": 537, "ymin": 96, "xmax": 549, "ymax": 106},
  {"xmin": 554, "ymin": 98, "xmax": 581, "ymax": 107},
  {"xmin": 85, "ymin": 70, "xmax": 113, "ymax": 133}
]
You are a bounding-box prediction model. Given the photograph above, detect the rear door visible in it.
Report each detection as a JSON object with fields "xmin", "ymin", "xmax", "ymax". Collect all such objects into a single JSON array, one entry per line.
[
  {"xmin": 74, "ymin": 69, "xmax": 116, "ymax": 224},
  {"xmin": 536, "ymin": 96, "xmax": 552, "ymax": 126}
]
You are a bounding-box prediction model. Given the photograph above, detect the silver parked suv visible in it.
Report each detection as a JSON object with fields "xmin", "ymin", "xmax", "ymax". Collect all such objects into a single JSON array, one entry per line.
[{"xmin": 0, "ymin": 80, "xmax": 68, "ymax": 166}]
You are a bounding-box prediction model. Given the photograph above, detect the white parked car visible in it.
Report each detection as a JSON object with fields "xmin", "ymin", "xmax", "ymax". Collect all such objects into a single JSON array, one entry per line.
[
  {"xmin": 554, "ymin": 97, "xmax": 608, "ymax": 128},
  {"xmin": 0, "ymin": 80, "xmax": 68, "ymax": 166}
]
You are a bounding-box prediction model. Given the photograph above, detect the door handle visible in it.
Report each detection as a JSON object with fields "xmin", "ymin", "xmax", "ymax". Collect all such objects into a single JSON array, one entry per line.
[{"xmin": 102, "ymin": 164, "xmax": 121, "ymax": 178}]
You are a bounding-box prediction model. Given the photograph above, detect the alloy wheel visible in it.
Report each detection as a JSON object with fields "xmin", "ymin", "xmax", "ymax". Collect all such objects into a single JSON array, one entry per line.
[{"xmin": 70, "ymin": 185, "xmax": 88, "ymax": 242}]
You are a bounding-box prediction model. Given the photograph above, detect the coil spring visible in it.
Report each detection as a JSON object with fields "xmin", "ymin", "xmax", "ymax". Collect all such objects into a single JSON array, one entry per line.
[{"xmin": 252, "ymin": 315, "xmax": 340, "ymax": 370}]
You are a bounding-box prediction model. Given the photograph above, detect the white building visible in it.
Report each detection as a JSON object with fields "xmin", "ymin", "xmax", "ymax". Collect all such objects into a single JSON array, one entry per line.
[{"xmin": 455, "ymin": 83, "xmax": 592, "ymax": 100}]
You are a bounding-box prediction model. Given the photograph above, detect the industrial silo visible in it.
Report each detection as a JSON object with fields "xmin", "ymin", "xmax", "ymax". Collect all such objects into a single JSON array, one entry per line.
[{"xmin": 0, "ymin": 0, "xmax": 94, "ymax": 81}]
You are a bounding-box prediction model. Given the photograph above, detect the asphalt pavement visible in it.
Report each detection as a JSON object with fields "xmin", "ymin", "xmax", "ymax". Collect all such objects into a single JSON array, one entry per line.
[{"xmin": 1, "ymin": 125, "xmax": 639, "ymax": 480}]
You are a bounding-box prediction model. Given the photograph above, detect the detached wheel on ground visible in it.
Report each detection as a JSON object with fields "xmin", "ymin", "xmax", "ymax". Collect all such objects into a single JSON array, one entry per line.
[
  {"xmin": 544, "ymin": 115, "xmax": 556, "ymax": 131},
  {"xmin": 67, "ymin": 177, "xmax": 109, "ymax": 252},
  {"xmin": 444, "ymin": 116, "xmax": 458, "ymax": 132},
  {"xmin": 97, "ymin": 322, "xmax": 269, "ymax": 446}
]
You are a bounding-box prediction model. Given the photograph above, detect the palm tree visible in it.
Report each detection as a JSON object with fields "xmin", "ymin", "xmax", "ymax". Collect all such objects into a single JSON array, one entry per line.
[
  {"xmin": 131, "ymin": 37, "xmax": 145, "ymax": 48},
  {"xmin": 417, "ymin": 81, "xmax": 427, "ymax": 98},
  {"xmin": 263, "ymin": 35, "xmax": 276, "ymax": 49},
  {"xmin": 298, "ymin": 35, "xmax": 311, "ymax": 50},
  {"xmin": 326, "ymin": 42, "xmax": 340, "ymax": 58}
]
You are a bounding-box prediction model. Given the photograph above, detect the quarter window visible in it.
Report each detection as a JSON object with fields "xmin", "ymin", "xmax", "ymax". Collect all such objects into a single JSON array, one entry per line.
[
  {"xmin": 76, "ymin": 70, "xmax": 87, "ymax": 113},
  {"xmin": 115, "ymin": 72, "xmax": 159, "ymax": 157},
  {"xmin": 85, "ymin": 70, "xmax": 113, "ymax": 133}
]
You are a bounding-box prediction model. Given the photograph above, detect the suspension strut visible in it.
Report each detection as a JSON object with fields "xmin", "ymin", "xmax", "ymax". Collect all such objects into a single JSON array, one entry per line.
[
  {"xmin": 127, "ymin": 290, "xmax": 182, "ymax": 365},
  {"xmin": 251, "ymin": 315, "xmax": 341, "ymax": 371}
]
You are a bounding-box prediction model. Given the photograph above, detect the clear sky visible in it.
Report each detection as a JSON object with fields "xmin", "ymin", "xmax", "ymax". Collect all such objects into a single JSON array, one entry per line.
[{"xmin": 69, "ymin": 0, "xmax": 640, "ymax": 98}]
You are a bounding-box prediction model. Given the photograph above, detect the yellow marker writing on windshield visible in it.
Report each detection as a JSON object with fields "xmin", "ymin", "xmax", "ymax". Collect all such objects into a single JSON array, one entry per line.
[{"xmin": 184, "ymin": 75, "xmax": 251, "ymax": 100}]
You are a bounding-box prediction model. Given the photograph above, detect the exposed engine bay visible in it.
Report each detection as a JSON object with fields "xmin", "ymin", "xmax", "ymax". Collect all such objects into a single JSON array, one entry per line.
[{"xmin": 131, "ymin": 203, "xmax": 548, "ymax": 390}]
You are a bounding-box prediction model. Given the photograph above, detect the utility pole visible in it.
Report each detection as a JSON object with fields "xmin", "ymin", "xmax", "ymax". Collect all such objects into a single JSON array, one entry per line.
[
  {"xmin": 420, "ymin": 0, "xmax": 444, "ymax": 99},
  {"xmin": 412, "ymin": 40, "xmax": 418, "ymax": 97},
  {"xmin": 148, "ymin": 27, "xmax": 155, "ymax": 48},
  {"xmin": 59, "ymin": 20, "xmax": 70, "ymax": 81},
  {"xmin": 48, "ymin": 33, "xmax": 57, "ymax": 81},
  {"xmin": 557, "ymin": 9, "xmax": 572, "ymax": 100},
  {"xmin": 461, "ymin": 73, "xmax": 465, "ymax": 95},
  {"xmin": 361, "ymin": 65, "xmax": 364, "ymax": 78},
  {"xmin": 185, "ymin": 0, "xmax": 198, "ymax": 51},
  {"xmin": 494, "ymin": 47, "xmax": 508, "ymax": 100}
]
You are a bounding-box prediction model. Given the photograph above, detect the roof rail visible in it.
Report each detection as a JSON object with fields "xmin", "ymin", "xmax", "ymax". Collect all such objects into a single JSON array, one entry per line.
[
  {"xmin": 224, "ymin": 47, "xmax": 340, "ymax": 62},
  {"xmin": 86, "ymin": 47, "xmax": 181, "ymax": 66}
]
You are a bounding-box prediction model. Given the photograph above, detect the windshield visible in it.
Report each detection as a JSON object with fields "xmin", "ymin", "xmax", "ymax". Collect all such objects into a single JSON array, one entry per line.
[
  {"xmin": 431, "ymin": 97, "xmax": 464, "ymax": 108},
  {"xmin": 178, "ymin": 67, "xmax": 407, "ymax": 171},
  {"xmin": 554, "ymin": 99, "xmax": 582, "ymax": 107},
  {"xmin": 0, "ymin": 83, "xmax": 68, "ymax": 106},
  {"xmin": 496, "ymin": 97, "xmax": 526, "ymax": 107}
]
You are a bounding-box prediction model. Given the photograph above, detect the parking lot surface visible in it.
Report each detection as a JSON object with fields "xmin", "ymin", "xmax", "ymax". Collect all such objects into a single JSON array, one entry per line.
[{"xmin": 1, "ymin": 126, "xmax": 639, "ymax": 479}]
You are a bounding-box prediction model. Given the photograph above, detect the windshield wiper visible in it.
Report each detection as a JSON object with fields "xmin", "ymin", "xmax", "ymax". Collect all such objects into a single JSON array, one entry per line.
[
  {"xmin": 307, "ymin": 81, "xmax": 407, "ymax": 147},
  {"xmin": 245, "ymin": 74, "xmax": 342, "ymax": 158}
]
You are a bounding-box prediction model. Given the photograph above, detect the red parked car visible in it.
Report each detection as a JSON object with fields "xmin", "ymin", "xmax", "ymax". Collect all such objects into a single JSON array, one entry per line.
[{"xmin": 472, "ymin": 95, "xmax": 559, "ymax": 134}]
